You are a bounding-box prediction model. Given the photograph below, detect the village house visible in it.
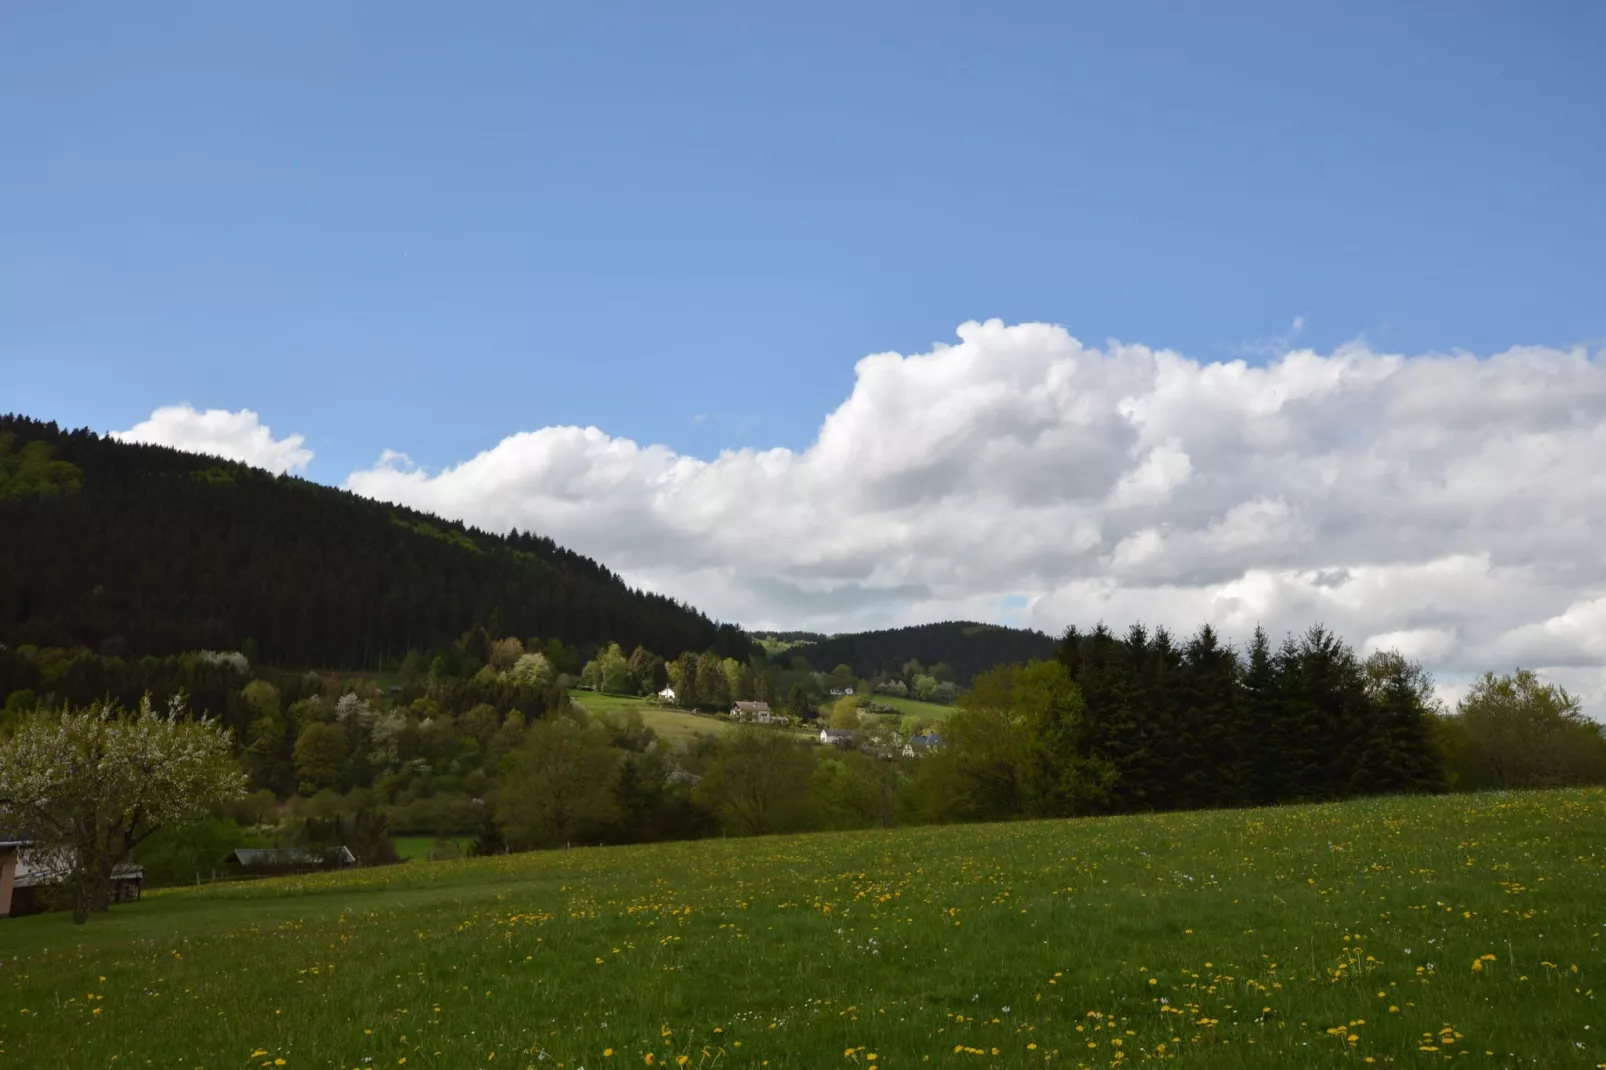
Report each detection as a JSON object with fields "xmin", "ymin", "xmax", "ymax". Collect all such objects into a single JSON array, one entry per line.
[
  {"xmin": 901, "ymin": 731, "xmax": 947, "ymax": 758},
  {"xmin": 819, "ymin": 727, "xmax": 856, "ymax": 748},
  {"xmin": 730, "ymin": 700, "xmax": 783, "ymax": 725},
  {"xmin": 657, "ymin": 686, "xmax": 677, "ymax": 702}
]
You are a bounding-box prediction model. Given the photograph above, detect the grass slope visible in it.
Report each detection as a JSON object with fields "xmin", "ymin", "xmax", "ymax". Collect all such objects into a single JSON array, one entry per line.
[
  {"xmin": 393, "ymin": 836, "xmax": 470, "ymax": 863},
  {"xmin": 569, "ymin": 691, "xmax": 822, "ymax": 746},
  {"xmin": 870, "ymin": 695, "xmax": 957, "ymax": 722},
  {"xmin": 568, "ymin": 690, "xmax": 735, "ymax": 745},
  {"xmin": 5, "ymin": 790, "xmax": 1605, "ymax": 1068}
]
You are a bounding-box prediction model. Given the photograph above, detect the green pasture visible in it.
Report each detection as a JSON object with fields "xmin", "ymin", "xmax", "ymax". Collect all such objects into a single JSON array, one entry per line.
[
  {"xmin": 865, "ymin": 694, "xmax": 956, "ymax": 722},
  {"xmin": 568, "ymin": 690, "xmax": 734, "ymax": 745},
  {"xmin": 569, "ymin": 690, "xmax": 822, "ymax": 745},
  {"xmin": 4, "ymin": 789, "xmax": 1604, "ymax": 1069},
  {"xmin": 393, "ymin": 836, "xmax": 470, "ymax": 862}
]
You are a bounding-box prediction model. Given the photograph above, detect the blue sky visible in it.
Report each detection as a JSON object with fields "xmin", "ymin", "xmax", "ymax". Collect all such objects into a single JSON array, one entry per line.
[{"xmin": 3, "ymin": 2, "xmax": 1603, "ymax": 481}]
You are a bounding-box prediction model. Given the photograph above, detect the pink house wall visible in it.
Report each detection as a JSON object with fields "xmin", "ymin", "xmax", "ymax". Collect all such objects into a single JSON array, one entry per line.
[{"xmin": 0, "ymin": 848, "xmax": 16, "ymax": 918}]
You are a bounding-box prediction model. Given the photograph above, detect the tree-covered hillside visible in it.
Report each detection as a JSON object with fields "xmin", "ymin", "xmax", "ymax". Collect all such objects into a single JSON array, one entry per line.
[
  {"xmin": 791, "ymin": 620, "xmax": 1056, "ymax": 683},
  {"xmin": 0, "ymin": 416, "xmax": 749, "ymax": 669}
]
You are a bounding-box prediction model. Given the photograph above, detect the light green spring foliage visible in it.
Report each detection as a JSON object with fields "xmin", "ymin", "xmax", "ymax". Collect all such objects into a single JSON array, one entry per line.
[
  {"xmin": 1440, "ymin": 669, "xmax": 1606, "ymax": 789},
  {"xmin": 0, "ymin": 431, "xmax": 83, "ymax": 499},
  {"xmin": 2, "ymin": 788, "xmax": 1603, "ymax": 1066}
]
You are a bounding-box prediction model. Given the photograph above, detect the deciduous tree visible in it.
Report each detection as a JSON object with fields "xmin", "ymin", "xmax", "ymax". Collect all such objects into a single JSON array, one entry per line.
[
  {"xmin": 0, "ymin": 695, "xmax": 244, "ymax": 923},
  {"xmin": 496, "ymin": 713, "xmax": 620, "ymax": 849},
  {"xmin": 293, "ymin": 721, "xmax": 348, "ymax": 792},
  {"xmin": 694, "ymin": 727, "xmax": 818, "ymax": 835},
  {"xmin": 1450, "ymin": 669, "xmax": 1605, "ymax": 788}
]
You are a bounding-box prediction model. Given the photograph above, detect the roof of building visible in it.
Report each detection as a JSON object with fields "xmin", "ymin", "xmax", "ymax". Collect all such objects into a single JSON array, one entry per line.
[
  {"xmin": 229, "ymin": 846, "xmax": 356, "ymax": 867},
  {"xmin": 732, "ymin": 701, "xmax": 772, "ymax": 712},
  {"xmin": 12, "ymin": 847, "xmax": 143, "ymax": 888}
]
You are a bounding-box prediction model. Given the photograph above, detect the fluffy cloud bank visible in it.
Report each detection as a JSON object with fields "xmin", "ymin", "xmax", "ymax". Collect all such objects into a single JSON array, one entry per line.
[
  {"xmin": 337, "ymin": 320, "xmax": 1606, "ymax": 709},
  {"xmin": 112, "ymin": 404, "xmax": 313, "ymax": 474}
]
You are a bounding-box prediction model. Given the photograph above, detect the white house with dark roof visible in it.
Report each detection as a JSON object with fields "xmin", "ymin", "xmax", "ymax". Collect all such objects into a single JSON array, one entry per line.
[
  {"xmin": 819, "ymin": 727, "xmax": 856, "ymax": 747},
  {"xmin": 731, "ymin": 701, "xmax": 783, "ymax": 725}
]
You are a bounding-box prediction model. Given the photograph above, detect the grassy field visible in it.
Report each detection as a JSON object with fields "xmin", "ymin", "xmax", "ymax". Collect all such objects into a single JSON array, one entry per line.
[
  {"xmin": 4, "ymin": 789, "xmax": 1604, "ymax": 1069},
  {"xmin": 568, "ymin": 690, "xmax": 735, "ymax": 745},
  {"xmin": 570, "ymin": 690, "xmax": 822, "ymax": 746},
  {"xmin": 866, "ymin": 695, "xmax": 957, "ymax": 722},
  {"xmin": 393, "ymin": 836, "xmax": 470, "ymax": 862}
]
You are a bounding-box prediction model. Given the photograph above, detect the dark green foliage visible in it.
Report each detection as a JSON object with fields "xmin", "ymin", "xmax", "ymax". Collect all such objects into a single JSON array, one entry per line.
[
  {"xmin": 784, "ymin": 621, "xmax": 1055, "ymax": 684},
  {"xmin": 786, "ymin": 682, "xmax": 814, "ymax": 721},
  {"xmin": 1056, "ymin": 620, "xmax": 1445, "ymax": 812},
  {"xmin": 466, "ymin": 807, "xmax": 506, "ymax": 857},
  {"xmin": 1239, "ymin": 627, "xmax": 1283, "ymax": 805},
  {"xmin": 304, "ymin": 809, "xmax": 401, "ymax": 867},
  {"xmin": 693, "ymin": 727, "xmax": 819, "ymax": 836},
  {"xmin": 0, "ymin": 415, "xmax": 751, "ymax": 670}
]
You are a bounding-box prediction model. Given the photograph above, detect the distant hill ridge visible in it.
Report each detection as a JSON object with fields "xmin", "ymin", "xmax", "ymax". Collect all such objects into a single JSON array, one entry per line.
[
  {"xmin": 775, "ymin": 620, "xmax": 1056, "ymax": 683},
  {"xmin": 0, "ymin": 415, "xmax": 749, "ymax": 669}
]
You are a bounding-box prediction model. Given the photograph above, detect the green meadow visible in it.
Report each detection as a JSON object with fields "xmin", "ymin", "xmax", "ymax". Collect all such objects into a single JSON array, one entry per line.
[
  {"xmin": 393, "ymin": 837, "xmax": 471, "ymax": 863},
  {"xmin": 569, "ymin": 690, "xmax": 737, "ymax": 745},
  {"xmin": 568, "ymin": 691, "xmax": 824, "ymax": 746},
  {"xmin": 4, "ymin": 789, "xmax": 1604, "ymax": 1069},
  {"xmin": 865, "ymin": 695, "xmax": 957, "ymax": 722}
]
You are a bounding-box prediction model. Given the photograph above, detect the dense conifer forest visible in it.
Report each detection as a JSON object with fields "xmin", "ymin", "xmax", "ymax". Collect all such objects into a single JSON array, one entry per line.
[
  {"xmin": 787, "ymin": 621, "xmax": 1056, "ymax": 684},
  {"xmin": 0, "ymin": 416, "xmax": 750, "ymax": 669}
]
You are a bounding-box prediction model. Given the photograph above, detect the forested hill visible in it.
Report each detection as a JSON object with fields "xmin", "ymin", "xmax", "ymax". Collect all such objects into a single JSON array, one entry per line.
[
  {"xmin": 0, "ymin": 415, "xmax": 749, "ymax": 669},
  {"xmin": 790, "ymin": 621, "xmax": 1056, "ymax": 683}
]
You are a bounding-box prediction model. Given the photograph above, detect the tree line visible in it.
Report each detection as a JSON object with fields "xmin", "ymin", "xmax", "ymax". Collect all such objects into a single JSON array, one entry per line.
[
  {"xmin": 5, "ymin": 617, "xmax": 1601, "ymax": 920},
  {"xmin": 779, "ymin": 621, "xmax": 1056, "ymax": 686}
]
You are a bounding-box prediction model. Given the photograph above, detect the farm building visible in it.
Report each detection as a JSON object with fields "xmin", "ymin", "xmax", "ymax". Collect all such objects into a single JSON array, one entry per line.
[
  {"xmin": 226, "ymin": 846, "xmax": 357, "ymax": 877},
  {"xmin": 0, "ymin": 842, "xmax": 144, "ymax": 918},
  {"xmin": 819, "ymin": 728, "xmax": 856, "ymax": 747}
]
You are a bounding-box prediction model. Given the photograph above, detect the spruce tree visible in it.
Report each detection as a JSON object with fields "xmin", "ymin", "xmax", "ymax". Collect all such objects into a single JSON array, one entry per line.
[
  {"xmin": 1240, "ymin": 626, "xmax": 1284, "ymax": 805},
  {"xmin": 1177, "ymin": 624, "xmax": 1242, "ymax": 808}
]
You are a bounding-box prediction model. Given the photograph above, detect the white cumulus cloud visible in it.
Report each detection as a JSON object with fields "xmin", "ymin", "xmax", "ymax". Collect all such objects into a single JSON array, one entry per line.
[
  {"xmin": 338, "ymin": 319, "xmax": 1606, "ymax": 712},
  {"xmin": 112, "ymin": 404, "xmax": 313, "ymax": 475}
]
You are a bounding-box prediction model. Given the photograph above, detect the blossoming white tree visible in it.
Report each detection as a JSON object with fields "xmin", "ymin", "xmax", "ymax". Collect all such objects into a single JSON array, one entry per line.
[{"xmin": 0, "ymin": 695, "xmax": 244, "ymax": 923}]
